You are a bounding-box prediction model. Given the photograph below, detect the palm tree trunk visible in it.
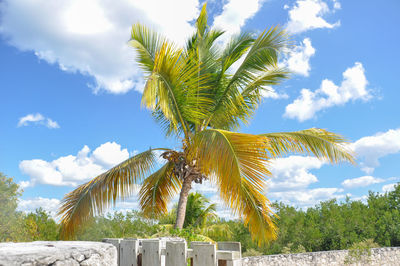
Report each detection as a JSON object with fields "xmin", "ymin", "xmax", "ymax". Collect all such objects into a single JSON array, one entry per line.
[{"xmin": 175, "ymin": 175, "xmax": 193, "ymax": 229}]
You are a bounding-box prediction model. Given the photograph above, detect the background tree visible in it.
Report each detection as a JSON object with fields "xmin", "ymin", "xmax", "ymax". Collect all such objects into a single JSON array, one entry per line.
[
  {"xmin": 0, "ymin": 172, "xmax": 24, "ymax": 241},
  {"xmin": 24, "ymin": 208, "xmax": 59, "ymax": 241},
  {"xmin": 183, "ymin": 192, "xmax": 217, "ymax": 228},
  {"xmin": 58, "ymin": 3, "xmax": 354, "ymax": 245}
]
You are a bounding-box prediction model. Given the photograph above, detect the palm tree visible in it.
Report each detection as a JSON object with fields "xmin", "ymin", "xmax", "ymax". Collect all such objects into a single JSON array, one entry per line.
[
  {"xmin": 58, "ymin": 4, "xmax": 353, "ymax": 245},
  {"xmin": 184, "ymin": 192, "xmax": 217, "ymax": 228}
]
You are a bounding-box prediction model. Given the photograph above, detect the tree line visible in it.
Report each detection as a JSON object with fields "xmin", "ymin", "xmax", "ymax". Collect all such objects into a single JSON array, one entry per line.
[{"xmin": 1, "ymin": 172, "xmax": 399, "ymax": 256}]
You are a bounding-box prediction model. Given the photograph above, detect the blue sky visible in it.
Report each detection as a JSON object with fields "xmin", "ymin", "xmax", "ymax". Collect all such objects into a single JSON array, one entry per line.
[{"xmin": 1, "ymin": 0, "xmax": 399, "ymax": 218}]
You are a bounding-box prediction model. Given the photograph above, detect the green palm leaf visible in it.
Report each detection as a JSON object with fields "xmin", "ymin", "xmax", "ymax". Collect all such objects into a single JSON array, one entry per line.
[{"xmin": 129, "ymin": 24, "xmax": 165, "ymax": 75}]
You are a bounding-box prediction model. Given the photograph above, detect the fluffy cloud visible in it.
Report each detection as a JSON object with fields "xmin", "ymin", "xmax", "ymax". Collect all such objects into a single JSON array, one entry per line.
[
  {"xmin": 0, "ymin": 0, "xmax": 200, "ymax": 94},
  {"xmin": 267, "ymin": 156, "xmax": 326, "ymax": 191},
  {"xmin": 341, "ymin": 176, "xmax": 384, "ymax": 189},
  {"xmin": 284, "ymin": 62, "xmax": 370, "ymax": 121},
  {"xmin": 17, "ymin": 197, "xmax": 61, "ymax": 217},
  {"xmin": 19, "ymin": 142, "xmax": 129, "ymax": 187},
  {"xmin": 264, "ymin": 156, "xmax": 344, "ymax": 208},
  {"xmin": 18, "ymin": 113, "xmax": 59, "ymax": 129},
  {"xmin": 285, "ymin": 0, "xmax": 340, "ymax": 34},
  {"xmin": 0, "ymin": 0, "xmax": 267, "ymax": 94},
  {"xmin": 212, "ymin": 0, "xmax": 264, "ymax": 41},
  {"xmin": 382, "ymin": 183, "xmax": 397, "ymax": 193},
  {"xmin": 285, "ymin": 38, "xmax": 315, "ymax": 76},
  {"xmin": 351, "ymin": 128, "xmax": 400, "ymax": 174},
  {"xmin": 270, "ymin": 188, "xmax": 344, "ymax": 208}
]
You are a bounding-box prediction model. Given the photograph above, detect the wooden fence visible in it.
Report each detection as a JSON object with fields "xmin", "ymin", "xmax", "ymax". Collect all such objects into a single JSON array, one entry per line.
[{"xmin": 103, "ymin": 238, "xmax": 242, "ymax": 266}]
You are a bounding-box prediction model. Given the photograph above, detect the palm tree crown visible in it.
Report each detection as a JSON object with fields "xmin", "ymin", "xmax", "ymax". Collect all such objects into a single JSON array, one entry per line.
[{"xmin": 58, "ymin": 4, "xmax": 354, "ymax": 245}]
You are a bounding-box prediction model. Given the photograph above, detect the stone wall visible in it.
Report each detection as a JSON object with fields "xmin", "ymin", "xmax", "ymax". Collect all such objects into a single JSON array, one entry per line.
[
  {"xmin": 241, "ymin": 247, "xmax": 400, "ymax": 266},
  {"xmin": 0, "ymin": 241, "xmax": 117, "ymax": 266}
]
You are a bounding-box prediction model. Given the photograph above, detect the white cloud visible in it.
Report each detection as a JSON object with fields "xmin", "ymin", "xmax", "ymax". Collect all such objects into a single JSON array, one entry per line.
[
  {"xmin": 284, "ymin": 62, "xmax": 370, "ymax": 121},
  {"xmin": 285, "ymin": 38, "xmax": 315, "ymax": 76},
  {"xmin": 351, "ymin": 128, "xmax": 400, "ymax": 174},
  {"xmin": 91, "ymin": 142, "xmax": 130, "ymax": 169},
  {"xmin": 17, "ymin": 197, "xmax": 61, "ymax": 218},
  {"xmin": 212, "ymin": 0, "xmax": 264, "ymax": 42},
  {"xmin": 261, "ymin": 86, "xmax": 289, "ymax": 99},
  {"xmin": 267, "ymin": 156, "xmax": 326, "ymax": 191},
  {"xmin": 1, "ymin": 0, "xmax": 267, "ymax": 94},
  {"xmin": 341, "ymin": 175, "xmax": 384, "ymax": 189},
  {"xmin": 261, "ymin": 155, "xmax": 348, "ymax": 208},
  {"xmin": 192, "ymin": 180, "xmax": 218, "ymax": 195},
  {"xmin": 285, "ymin": 0, "xmax": 340, "ymax": 34},
  {"xmin": 382, "ymin": 183, "xmax": 397, "ymax": 193},
  {"xmin": 18, "ymin": 113, "xmax": 60, "ymax": 129},
  {"xmin": 270, "ymin": 187, "xmax": 344, "ymax": 208},
  {"xmin": 19, "ymin": 141, "xmax": 129, "ymax": 187},
  {"xmin": 0, "ymin": 0, "xmax": 200, "ymax": 94}
]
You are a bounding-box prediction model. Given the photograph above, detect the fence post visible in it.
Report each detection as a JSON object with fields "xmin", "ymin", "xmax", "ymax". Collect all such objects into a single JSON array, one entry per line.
[
  {"xmin": 217, "ymin": 242, "xmax": 242, "ymax": 266},
  {"xmin": 142, "ymin": 239, "xmax": 162, "ymax": 266},
  {"xmin": 120, "ymin": 239, "xmax": 139, "ymax": 266},
  {"xmin": 103, "ymin": 238, "xmax": 122, "ymax": 265},
  {"xmin": 165, "ymin": 241, "xmax": 187, "ymax": 266},
  {"xmin": 192, "ymin": 242, "xmax": 217, "ymax": 266}
]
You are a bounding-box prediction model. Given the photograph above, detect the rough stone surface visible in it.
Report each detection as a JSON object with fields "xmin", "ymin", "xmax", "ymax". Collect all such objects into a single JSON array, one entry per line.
[
  {"xmin": 241, "ymin": 247, "xmax": 400, "ymax": 266},
  {"xmin": 0, "ymin": 241, "xmax": 117, "ymax": 266}
]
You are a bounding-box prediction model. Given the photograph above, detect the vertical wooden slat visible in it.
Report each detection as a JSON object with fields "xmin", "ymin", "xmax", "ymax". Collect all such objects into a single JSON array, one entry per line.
[
  {"xmin": 217, "ymin": 242, "xmax": 242, "ymax": 266},
  {"xmin": 120, "ymin": 239, "xmax": 139, "ymax": 266},
  {"xmin": 192, "ymin": 243, "xmax": 217, "ymax": 266},
  {"xmin": 142, "ymin": 239, "xmax": 162, "ymax": 266},
  {"xmin": 166, "ymin": 241, "xmax": 187, "ymax": 266}
]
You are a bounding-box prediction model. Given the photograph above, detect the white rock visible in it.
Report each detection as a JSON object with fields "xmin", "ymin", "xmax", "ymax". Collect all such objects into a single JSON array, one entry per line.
[{"xmin": 0, "ymin": 241, "xmax": 117, "ymax": 266}]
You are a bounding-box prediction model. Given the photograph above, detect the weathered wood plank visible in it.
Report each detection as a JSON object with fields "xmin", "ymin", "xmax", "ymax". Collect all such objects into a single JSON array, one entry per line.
[
  {"xmin": 142, "ymin": 239, "xmax": 162, "ymax": 266},
  {"xmin": 120, "ymin": 239, "xmax": 139, "ymax": 266},
  {"xmin": 166, "ymin": 241, "xmax": 187, "ymax": 266},
  {"xmin": 192, "ymin": 243, "xmax": 217, "ymax": 266}
]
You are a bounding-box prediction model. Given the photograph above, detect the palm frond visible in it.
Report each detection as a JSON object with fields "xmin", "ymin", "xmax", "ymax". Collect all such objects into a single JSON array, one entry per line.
[
  {"xmin": 229, "ymin": 26, "xmax": 288, "ymax": 87},
  {"xmin": 129, "ymin": 24, "xmax": 165, "ymax": 74},
  {"xmin": 190, "ymin": 129, "xmax": 277, "ymax": 245},
  {"xmin": 241, "ymin": 67, "xmax": 290, "ymax": 97},
  {"xmin": 220, "ymin": 33, "xmax": 254, "ymax": 75},
  {"xmin": 142, "ymin": 41, "xmax": 213, "ymax": 137},
  {"xmin": 194, "ymin": 203, "xmax": 217, "ymax": 226},
  {"xmin": 139, "ymin": 161, "xmax": 182, "ymax": 218},
  {"xmin": 260, "ymin": 128, "xmax": 355, "ymax": 163},
  {"xmin": 204, "ymin": 26, "xmax": 288, "ymax": 130},
  {"xmin": 58, "ymin": 148, "xmax": 168, "ymax": 239},
  {"xmin": 196, "ymin": 3, "xmax": 208, "ymax": 38}
]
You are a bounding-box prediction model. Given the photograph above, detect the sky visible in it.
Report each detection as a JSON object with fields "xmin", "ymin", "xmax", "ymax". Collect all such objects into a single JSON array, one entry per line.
[{"xmin": 1, "ymin": 0, "xmax": 400, "ymax": 219}]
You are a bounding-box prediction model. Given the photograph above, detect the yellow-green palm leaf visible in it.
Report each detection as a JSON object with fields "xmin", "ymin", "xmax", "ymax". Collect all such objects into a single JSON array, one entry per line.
[
  {"xmin": 139, "ymin": 161, "xmax": 182, "ymax": 218},
  {"xmin": 190, "ymin": 129, "xmax": 276, "ymax": 245},
  {"xmin": 261, "ymin": 128, "xmax": 355, "ymax": 163},
  {"xmin": 141, "ymin": 41, "xmax": 213, "ymax": 137},
  {"xmin": 58, "ymin": 148, "xmax": 167, "ymax": 239}
]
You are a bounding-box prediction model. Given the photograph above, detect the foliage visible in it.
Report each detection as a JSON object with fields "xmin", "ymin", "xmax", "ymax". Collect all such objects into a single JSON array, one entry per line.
[
  {"xmin": 183, "ymin": 192, "xmax": 217, "ymax": 227},
  {"xmin": 243, "ymin": 248, "xmax": 263, "ymax": 257},
  {"xmin": 0, "ymin": 172, "xmax": 24, "ymax": 242},
  {"xmin": 344, "ymin": 239, "xmax": 380, "ymax": 264},
  {"xmin": 2, "ymin": 172, "xmax": 400, "ymax": 258},
  {"xmin": 281, "ymin": 243, "xmax": 306, "ymax": 254},
  {"xmin": 75, "ymin": 211, "xmax": 158, "ymax": 241},
  {"xmin": 24, "ymin": 208, "xmax": 59, "ymax": 241}
]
